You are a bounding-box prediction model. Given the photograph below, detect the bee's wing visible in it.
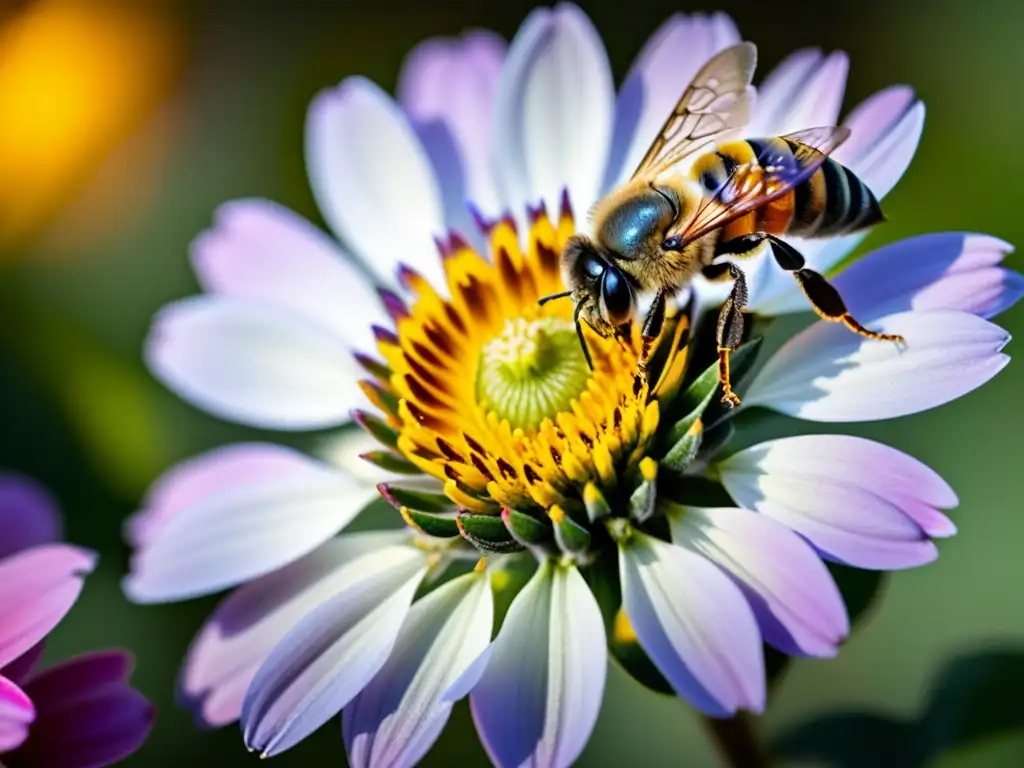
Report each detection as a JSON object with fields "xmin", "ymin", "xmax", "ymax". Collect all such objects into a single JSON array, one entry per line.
[
  {"xmin": 631, "ymin": 42, "xmax": 758, "ymax": 181},
  {"xmin": 669, "ymin": 126, "xmax": 852, "ymax": 246}
]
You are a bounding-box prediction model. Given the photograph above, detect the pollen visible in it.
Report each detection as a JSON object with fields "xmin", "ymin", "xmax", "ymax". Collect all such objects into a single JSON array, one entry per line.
[{"xmin": 360, "ymin": 200, "xmax": 690, "ymax": 521}]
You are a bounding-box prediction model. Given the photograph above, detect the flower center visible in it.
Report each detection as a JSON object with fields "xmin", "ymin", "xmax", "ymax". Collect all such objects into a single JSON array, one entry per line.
[{"xmin": 476, "ymin": 316, "xmax": 590, "ymax": 432}]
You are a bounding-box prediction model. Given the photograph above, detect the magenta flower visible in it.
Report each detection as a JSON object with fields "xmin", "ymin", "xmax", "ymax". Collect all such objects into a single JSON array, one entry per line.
[
  {"xmin": 124, "ymin": 4, "xmax": 1019, "ymax": 767},
  {"xmin": 0, "ymin": 474, "xmax": 154, "ymax": 767}
]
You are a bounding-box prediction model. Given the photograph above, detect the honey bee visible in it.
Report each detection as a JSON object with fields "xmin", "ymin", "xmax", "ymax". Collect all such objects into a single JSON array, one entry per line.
[{"xmin": 539, "ymin": 41, "xmax": 904, "ymax": 407}]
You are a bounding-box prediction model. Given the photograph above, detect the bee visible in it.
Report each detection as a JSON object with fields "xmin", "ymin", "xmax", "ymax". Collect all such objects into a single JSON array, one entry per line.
[{"xmin": 539, "ymin": 41, "xmax": 904, "ymax": 407}]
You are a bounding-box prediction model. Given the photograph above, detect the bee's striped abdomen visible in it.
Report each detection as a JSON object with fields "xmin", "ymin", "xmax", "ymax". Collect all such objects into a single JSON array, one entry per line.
[{"xmin": 786, "ymin": 147, "xmax": 883, "ymax": 238}]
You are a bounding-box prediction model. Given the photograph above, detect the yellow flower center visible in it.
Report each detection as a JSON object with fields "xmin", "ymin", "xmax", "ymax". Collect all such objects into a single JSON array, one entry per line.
[
  {"xmin": 359, "ymin": 203, "xmax": 690, "ymax": 515},
  {"xmin": 476, "ymin": 316, "xmax": 590, "ymax": 432}
]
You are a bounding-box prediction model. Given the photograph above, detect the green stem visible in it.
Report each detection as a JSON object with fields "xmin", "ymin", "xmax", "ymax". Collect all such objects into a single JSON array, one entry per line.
[{"xmin": 702, "ymin": 713, "xmax": 769, "ymax": 768}]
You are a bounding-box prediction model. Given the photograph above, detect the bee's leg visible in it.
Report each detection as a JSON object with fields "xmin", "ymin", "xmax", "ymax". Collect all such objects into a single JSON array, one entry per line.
[
  {"xmin": 764, "ymin": 234, "xmax": 906, "ymax": 346},
  {"xmin": 637, "ymin": 290, "xmax": 667, "ymax": 383},
  {"xmin": 703, "ymin": 261, "xmax": 748, "ymax": 408}
]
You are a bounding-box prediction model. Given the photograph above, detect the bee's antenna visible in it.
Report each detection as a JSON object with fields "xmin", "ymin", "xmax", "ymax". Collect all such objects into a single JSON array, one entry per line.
[
  {"xmin": 573, "ymin": 300, "xmax": 594, "ymax": 371},
  {"xmin": 538, "ymin": 291, "xmax": 572, "ymax": 306}
]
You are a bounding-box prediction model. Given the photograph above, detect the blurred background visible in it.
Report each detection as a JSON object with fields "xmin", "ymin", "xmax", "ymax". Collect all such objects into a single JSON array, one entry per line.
[{"xmin": 0, "ymin": 0, "xmax": 1021, "ymax": 765}]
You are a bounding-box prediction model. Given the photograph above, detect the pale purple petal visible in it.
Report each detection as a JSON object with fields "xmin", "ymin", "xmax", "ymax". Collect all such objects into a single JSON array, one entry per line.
[
  {"xmin": 834, "ymin": 86, "xmax": 917, "ymax": 169},
  {"xmin": 718, "ymin": 435, "xmax": 957, "ymax": 569},
  {"xmin": 0, "ymin": 473, "xmax": 60, "ymax": 560},
  {"xmin": 832, "ymin": 233, "xmax": 1022, "ymax": 322},
  {"xmin": 123, "ymin": 456, "xmax": 378, "ymax": 603},
  {"xmin": 10, "ymin": 652, "xmax": 153, "ymax": 768},
  {"xmin": 743, "ymin": 310, "xmax": 1010, "ymax": 422},
  {"xmin": 241, "ymin": 545, "xmax": 427, "ymax": 757},
  {"xmin": 190, "ymin": 199, "xmax": 386, "ymax": 352},
  {"xmin": 0, "ymin": 545, "xmax": 96, "ymax": 668},
  {"xmin": 747, "ymin": 49, "xmax": 848, "ymax": 136},
  {"xmin": 493, "ymin": 4, "xmax": 614, "ymax": 216},
  {"xmin": 127, "ymin": 443, "xmax": 318, "ymax": 548},
  {"xmin": 145, "ymin": 295, "xmax": 366, "ymax": 431},
  {"xmin": 619, "ymin": 533, "xmax": 764, "ymax": 716},
  {"xmin": 0, "ymin": 675, "xmax": 33, "ymax": 752},
  {"xmin": 180, "ymin": 531, "xmax": 409, "ymax": 728},
  {"xmin": 398, "ymin": 30, "xmax": 507, "ymax": 225},
  {"xmin": 306, "ymin": 76, "xmax": 447, "ymax": 289},
  {"xmin": 470, "ymin": 561, "xmax": 606, "ymax": 768},
  {"xmin": 668, "ymin": 506, "xmax": 848, "ymax": 657},
  {"xmin": 604, "ymin": 12, "xmax": 739, "ymax": 190},
  {"xmin": 344, "ymin": 570, "xmax": 493, "ymax": 768}
]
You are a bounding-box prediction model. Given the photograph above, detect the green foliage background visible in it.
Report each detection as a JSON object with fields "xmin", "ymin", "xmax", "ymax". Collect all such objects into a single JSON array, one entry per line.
[{"xmin": 0, "ymin": 0, "xmax": 1021, "ymax": 765}]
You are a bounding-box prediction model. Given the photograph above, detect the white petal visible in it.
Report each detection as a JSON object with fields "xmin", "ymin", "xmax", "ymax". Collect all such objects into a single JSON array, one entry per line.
[
  {"xmin": 604, "ymin": 12, "xmax": 739, "ymax": 190},
  {"xmin": 398, "ymin": 30, "xmax": 507, "ymax": 224},
  {"xmin": 306, "ymin": 77, "xmax": 447, "ymax": 289},
  {"xmin": 668, "ymin": 506, "xmax": 848, "ymax": 658},
  {"xmin": 619, "ymin": 533, "xmax": 764, "ymax": 716},
  {"xmin": 493, "ymin": 4, "xmax": 614, "ymax": 216},
  {"xmin": 718, "ymin": 435, "xmax": 957, "ymax": 570},
  {"xmin": 748, "ymin": 50, "xmax": 849, "ymax": 136},
  {"xmin": 470, "ymin": 561, "xmax": 607, "ymax": 768},
  {"xmin": 242, "ymin": 546, "xmax": 428, "ymax": 757},
  {"xmin": 123, "ymin": 457, "xmax": 378, "ymax": 603},
  {"xmin": 190, "ymin": 199, "xmax": 386, "ymax": 352},
  {"xmin": 145, "ymin": 295, "xmax": 366, "ymax": 431},
  {"xmin": 743, "ymin": 309, "xmax": 1011, "ymax": 422},
  {"xmin": 180, "ymin": 531, "xmax": 410, "ymax": 727},
  {"xmin": 344, "ymin": 571, "xmax": 493, "ymax": 768}
]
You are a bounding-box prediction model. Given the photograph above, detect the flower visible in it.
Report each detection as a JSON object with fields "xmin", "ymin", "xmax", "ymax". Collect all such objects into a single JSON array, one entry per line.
[
  {"xmin": 125, "ymin": 4, "xmax": 1021, "ymax": 767},
  {"xmin": 0, "ymin": 472, "xmax": 154, "ymax": 767}
]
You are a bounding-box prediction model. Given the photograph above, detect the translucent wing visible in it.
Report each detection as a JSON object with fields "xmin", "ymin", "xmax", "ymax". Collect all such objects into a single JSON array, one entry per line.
[
  {"xmin": 668, "ymin": 126, "xmax": 852, "ymax": 247},
  {"xmin": 632, "ymin": 42, "xmax": 758, "ymax": 180}
]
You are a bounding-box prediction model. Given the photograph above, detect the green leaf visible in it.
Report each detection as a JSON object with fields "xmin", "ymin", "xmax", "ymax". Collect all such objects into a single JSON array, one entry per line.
[{"xmin": 773, "ymin": 713, "xmax": 922, "ymax": 768}]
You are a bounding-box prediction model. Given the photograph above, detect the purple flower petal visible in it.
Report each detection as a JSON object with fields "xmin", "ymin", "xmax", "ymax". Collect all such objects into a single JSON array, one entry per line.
[
  {"xmin": 241, "ymin": 546, "xmax": 427, "ymax": 757},
  {"xmin": 0, "ymin": 545, "xmax": 96, "ymax": 668},
  {"xmin": 469, "ymin": 561, "xmax": 606, "ymax": 768},
  {"xmin": 0, "ymin": 473, "xmax": 61, "ymax": 561},
  {"xmin": 1, "ymin": 642, "xmax": 45, "ymax": 687},
  {"xmin": 493, "ymin": 3, "xmax": 614, "ymax": 216},
  {"xmin": 619, "ymin": 534, "xmax": 764, "ymax": 716},
  {"xmin": 398, "ymin": 30, "xmax": 507, "ymax": 227},
  {"xmin": 718, "ymin": 435, "xmax": 957, "ymax": 569},
  {"xmin": 604, "ymin": 12, "xmax": 739, "ymax": 190},
  {"xmin": 344, "ymin": 570, "xmax": 493, "ymax": 768},
  {"xmin": 747, "ymin": 49, "xmax": 849, "ymax": 136},
  {"xmin": 668, "ymin": 506, "xmax": 848, "ymax": 658},
  {"xmin": 180, "ymin": 531, "xmax": 409, "ymax": 728},
  {"xmin": 145, "ymin": 295, "xmax": 367, "ymax": 431},
  {"xmin": 123, "ymin": 453, "xmax": 378, "ymax": 604},
  {"xmin": 190, "ymin": 199, "xmax": 385, "ymax": 352},
  {"xmin": 0, "ymin": 674, "xmax": 34, "ymax": 752},
  {"xmin": 126, "ymin": 443, "xmax": 320, "ymax": 548},
  {"xmin": 743, "ymin": 309, "xmax": 1010, "ymax": 422},
  {"xmin": 10, "ymin": 652, "xmax": 153, "ymax": 768},
  {"xmin": 832, "ymin": 233, "xmax": 1022, "ymax": 322},
  {"xmin": 306, "ymin": 76, "xmax": 447, "ymax": 290}
]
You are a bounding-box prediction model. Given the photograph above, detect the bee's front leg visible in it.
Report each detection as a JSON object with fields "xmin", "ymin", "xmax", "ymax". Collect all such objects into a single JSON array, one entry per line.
[{"xmin": 636, "ymin": 290, "xmax": 667, "ymax": 384}]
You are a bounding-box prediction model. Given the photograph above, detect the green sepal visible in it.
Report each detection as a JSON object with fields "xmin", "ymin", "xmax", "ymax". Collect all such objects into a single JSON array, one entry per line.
[
  {"xmin": 353, "ymin": 410, "xmax": 400, "ymax": 450},
  {"xmin": 402, "ymin": 508, "xmax": 460, "ymax": 539},
  {"xmin": 583, "ymin": 483, "xmax": 611, "ymax": 524},
  {"xmin": 378, "ymin": 483, "xmax": 452, "ymax": 514},
  {"xmin": 662, "ymin": 422, "xmax": 703, "ymax": 473},
  {"xmin": 581, "ymin": 551, "xmax": 674, "ymax": 696},
  {"xmin": 362, "ymin": 379, "xmax": 401, "ymax": 420},
  {"xmin": 628, "ymin": 481, "xmax": 656, "ymax": 525},
  {"xmin": 502, "ymin": 508, "xmax": 553, "ymax": 547},
  {"xmin": 457, "ymin": 512, "xmax": 524, "ymax": 554},
  {"xmin": 360, "ymin": 450, "xmax": 422, "ymax": 475},
  {"xmin": 353, "ymin": 353, "xmax": 393, "ymax": 383},
  {"xmin": 552, "ymin": 513, "xmax": 591, "ymax": 555}
]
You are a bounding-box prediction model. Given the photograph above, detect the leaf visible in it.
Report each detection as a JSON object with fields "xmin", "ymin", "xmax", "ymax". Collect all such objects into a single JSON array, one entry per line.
[{"xmin": 773, "ymin": 712, "xmax": 922, "ymax": 768}]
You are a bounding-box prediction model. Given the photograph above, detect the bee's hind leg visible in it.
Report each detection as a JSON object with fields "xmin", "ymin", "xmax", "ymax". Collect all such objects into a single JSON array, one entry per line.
[
  {"xmin": 704, "ymin": 262, "xmax": 748, "ymax": 408},
  {"xmin": 765, "ymin": 234, "xmax": 905, "ymax": 347},
  {"xmin": 636, "ymin": 290, "xmax": 667, "ymax": 384}
]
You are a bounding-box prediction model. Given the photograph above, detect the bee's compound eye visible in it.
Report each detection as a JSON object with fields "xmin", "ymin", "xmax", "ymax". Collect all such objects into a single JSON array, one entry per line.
[
  {"xmin": 601, "ymin": 268, "xmax": 634, "ymax": 326},
  {"xmin": 582, "ymin": 254, "xmax": 605, "ymax": 280}
]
